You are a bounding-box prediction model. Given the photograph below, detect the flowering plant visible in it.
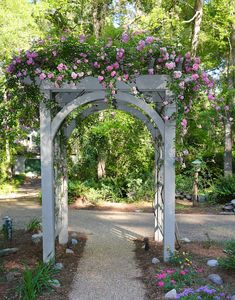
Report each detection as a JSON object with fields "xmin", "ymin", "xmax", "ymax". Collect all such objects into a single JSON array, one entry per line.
[
  {"xmin": 5, "ymin": 31, "xmax": 219, "ymax": 129},
  {"xmin": 156, "ymin": 268, "xmax": 202, "ymax": 291},
  {"xmin": 176, "ymin": 286, "xmax": 229, "ymax": 299}
]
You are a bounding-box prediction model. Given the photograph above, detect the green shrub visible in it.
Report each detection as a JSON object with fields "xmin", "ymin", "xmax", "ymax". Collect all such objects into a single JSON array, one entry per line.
[
  {"xmin": 176, "ymin": 174, "xmax": 194, "ymax": 194},
  {"xmin": 218, "ymin": 240, "xmax": 235, "ymax": 270},
  {"xmin": 26, "ymin": 218, "xmax": 41, "ymax": 233},
  {"xmin": 18, "ymin": 262, "xmax": 57, "ymax": 300},
  {"xmin": 209, "ymin": 175, "xmax": 235, "ymax": 203}
]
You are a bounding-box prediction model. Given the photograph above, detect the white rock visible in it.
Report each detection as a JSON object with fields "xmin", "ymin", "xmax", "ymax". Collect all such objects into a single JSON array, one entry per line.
[
  {"xmin": 231, "ymin": 295, "xmax": 235, "ymax": 300},
  {"xmin": 54, "ymin": 262, "xmax": 63, "ymax": 271},
  {"xmin": 207, "ymin": 259, "xmax": 218, "ymax": 267},
  {"xmin": 71, "ymin": 232, "xmax": 78, "ymax": 238},
  {"xmin": 49, "ymin": 279, "xmax": 61, "ymax": 288},
  {"xmin": 71, "ymin": 238, "xmax": 78, "ymax": 245},
  {"xmin": 181, "ymin": 237, "xmax": 191, "ymax": 243},
  {"xmin": 208, "ymin": 274, "xmax": 223, "ymax": 285},
  {"xmin": 31, "ymin": 232, "xmax": 43, "ymax": 244},
  {"xmin": 165, "ymin": 289, "xmax": 177, "ymax": 299},
  {"xmin": 66, "ymin": 248, "xmax": 74, "ymax": 254},
  {"xmin": 231, "ymin": 199, "xmax": 235, "ymax": 206},
  {"xmin": 152, "ymin": 257, "xmax": 160, "ymax": 264}
]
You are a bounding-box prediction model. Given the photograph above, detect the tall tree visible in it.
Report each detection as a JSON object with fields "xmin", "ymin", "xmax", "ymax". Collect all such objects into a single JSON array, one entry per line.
[{"xmin": 191, "ymin": 0, "xmax": 204, "ymax": 57}]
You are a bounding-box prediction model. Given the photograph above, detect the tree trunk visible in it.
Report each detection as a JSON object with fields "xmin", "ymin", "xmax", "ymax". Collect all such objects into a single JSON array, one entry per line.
[
  {"xmin": 97, "ymin": 150, "xmax": 106, "ymax": 179},
  {"xmin": 92, "ymin": 2, "xmax": 102, "ymax": 38},
  {"xmin": 224, "ymin": 117, "xmax": 233, "ymax": 176},
  {"xmin": 191, "ymin": 0, "xmax": 204, "ymax": 57},
  {"xmin": 224, "ymin": 23, "xmax": 235, "ymax": 176}
]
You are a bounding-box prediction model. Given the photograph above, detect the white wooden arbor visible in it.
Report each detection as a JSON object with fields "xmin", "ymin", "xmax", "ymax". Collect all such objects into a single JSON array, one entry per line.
[{"xmin": 39, "ymin": 75, "xmax": 176, "ymax": 262}]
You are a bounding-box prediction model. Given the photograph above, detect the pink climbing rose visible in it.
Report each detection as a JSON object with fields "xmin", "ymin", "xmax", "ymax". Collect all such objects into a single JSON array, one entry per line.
[
  {"xmin": 39, "ymin": 73, "xmax": 46, "ymax": 80},
  {"xmin": 165, "ymin": 62, "xmax": 175, "ymax": 70},
  {"xmin": 181, "ymin": 119, "xmax": 187, "ymax": 127},
  {"xmin": 71, "ymin": 72, "xmax": 78, "ymax": 79}
]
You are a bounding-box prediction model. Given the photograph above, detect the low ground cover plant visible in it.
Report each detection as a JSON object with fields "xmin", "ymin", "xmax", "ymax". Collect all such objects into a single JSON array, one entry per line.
[
  {"xmin": 218, "ymin": 240, "xmax": 235, "ymax": 270},
  {"xmin": 26, "ymin": 218, "xmax": 41, "ymax": 233},
  {"xmin": 155, "ymin": 250, "xmax": 232, "ymax": 299},
  {"xmin": 18, "ymin": 262, "xmax": 57, "ymax": 300},
  {"xmin": 176, "ymin": 286, "xmax": 228, "ymax": 299}
]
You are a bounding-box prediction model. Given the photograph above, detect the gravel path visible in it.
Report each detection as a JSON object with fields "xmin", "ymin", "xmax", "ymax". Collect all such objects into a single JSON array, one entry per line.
[{"xmin": 1, "ymin": 190, "xmax": 235, "ymax": 299}]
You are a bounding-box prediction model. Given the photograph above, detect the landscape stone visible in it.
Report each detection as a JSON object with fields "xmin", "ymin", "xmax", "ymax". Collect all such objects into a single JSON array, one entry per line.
[
  {"xmin": 6, "ymin": 271, "xmax": 20, "ymax": 282},
  {"xmin": 186, "ymin": 195, "xmax": 192, "ymax": 200},
  {"xmin": 165, "ymin": 289, "xmax": 177, "ymax": 299},
  {"xmin": 152, "ymin": 257, "xmax": 160, "ymax": 264},
  {"xmin": 54, "ymin": 263, "xmax": 64, "ymax": 271},
  {"xmin": 31, "ymin": 232, "xmax": 43, "ymax": 244},
  {"xmin": 71, "ymin": 238, "xmax": 78, "ymax": 245},
  {"xmin": 223, "ymin": 205, "xmax": 234, "ymax": 211},
  {"xmin": 231, "ymin": 199, "xmax": 235, "ymax": 206},
  {"xmin": 181, "ymin": 237, "xmax": 191, "ymax": 243},
  {"xmin": 0, "ymin": 248, "xmax": 18, "ymax": 257},
  {"xmin": 71, "ymin": 232, "xmax": 78, "ymax": 238},
  {"xmin": 208, "ymin": 274, "xmax": 223, "ymax": 285},
  {"xmin": 49, "ymin": 279, "xmax": 61, "ymax": 288},
  {"xmin": 207, "ymin": 259, "xmax": 218, "ymax": 267},
  {"xmin": 66, "ymin": 248, "xmax": 74, "ymax": 254},
  {"xmin": 231, "ymin": 295, "xmax": 235, "ymax": 300}
]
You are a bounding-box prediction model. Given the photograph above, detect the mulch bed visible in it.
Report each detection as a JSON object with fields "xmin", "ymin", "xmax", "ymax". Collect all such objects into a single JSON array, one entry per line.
[
  {"xmin": 134, "ymin": 239, "xmax": 235, "ymax": 299},
  {"xmin": 0, "ymin": 230, "xmax": 87, "ymax": 299}
]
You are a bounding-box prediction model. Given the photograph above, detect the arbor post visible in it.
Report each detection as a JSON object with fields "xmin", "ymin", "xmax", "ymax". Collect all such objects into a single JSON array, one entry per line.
[
  {"xmin": 154, "ymin": 143, "xmax": 163, "ymax": 242},
  {"xmin": 58, "ymin": 135, "xmax": 68, "ymax": 244},
  {"xmin": 40, "ymin": 100, "xmax": 55, "ymax": 263},
  {"xmin": 163, "ymin": 98, "xmax": 176, "ymax": 261}
]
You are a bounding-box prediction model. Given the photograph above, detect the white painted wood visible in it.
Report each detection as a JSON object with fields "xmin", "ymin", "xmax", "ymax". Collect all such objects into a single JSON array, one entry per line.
[
  {"xmin": 163, "ymin": 93, "xmax": 176, "ymax": 261},
  {"xmin": 39, "ymin": 75, "xmax": 168, "ymax": 93},
  {"xmin": 40, "ymin": 100, "xmax": 55, "ymax": 263},
  {"xmin": 52, "ymin": 91, "xmax": 164, "ymax": 140},
  {"xmin": 154, "ymin": 145, "xmax": 164, "ymax": 242},
  {"xmin": 58, "ymin": 139, "xmax": 68, "ymax": 244},
  {"xmin": 38, "ymin": 75, "xmax": 175, "ymax": 263},
  {"xmin": 51, "ymin": 91, "xmax": 106, "ymax": 140}
]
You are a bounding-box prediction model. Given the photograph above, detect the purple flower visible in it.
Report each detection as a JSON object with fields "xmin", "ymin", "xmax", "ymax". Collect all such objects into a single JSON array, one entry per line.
[
  {"xmin": 165, "ymin": 62, "xmax": 175, "ymax": 70},
  {"xmin": 145, "ymin": 36, "xmax": 154, "ymax": 44},
  {"xmin": 98, "ymin": 76, "xmax": 104, "ymax": 82},
  {"xmin": 191, "ymin": 73, "xmax": 199, "ymax": 81},
  {"xmin": 148, "ymin": 68, "xmax": 154, "ymax": 75},
  {"xmin": 39, "ymin": 73, "xmax": 46, "ymax": 80},
  {"xmin": 185, "ymin": 51, "xmax": 191, "ymax": 59},
  {"xmin": 57, "ymin": 63, "xmax": 65, "ymax": 72},
  {"xmin": 116, "ymin": 48, "xmax": 125, "ymax": 60},
  {"xmin": 192, "ymin": 63, "xmax": 199, "ymax": 71},
  {"xmin": 106, "ymin": 65, "xmax": 113, "ymax": 72},
  {"xmin": 6, "ymin": 64, "xmax": 15, "ymax": 73},
  {"xmin": 113, "ymin": 62, "xmax": 119, "ymax": 69},
  {"xmin": 111, "ymin": 71, "xmax": 116, "ymax": 77},
  {"xmin": 79, "ymin": 34, "xmax": 86, "ymax": 43},
  {"xmin": 93, "ymin": 62, "xmax": 100, "ymax": 68},
  {"xmin": 181, "ymin": 119, "xmax": 187, "ymax": 127},
  {"xmin": 121, "ymin": 32, "xmax": 129, "ymax": 43},
  {"xmin": 136, "ymin": 40, "xmax": 145, "ymax": 51},
  {"xmin": 48, "ymin": 73, "xmax": 54, "ymax": 79},
  {"xmin": 71, "ymin": 72, "xmax": 78, "ymax": 79},
  {"xmin": 173, "ymin": 71, "xmax": 182, "ymax": 79},
  {"xmin": 52, "ymin": 51, "xmax": 57, "ymax": 57},
  {"xmin": 208, "ymin": 94, "xmax": 215, "ymax": 101},
  {"xmin": 26, "ymin": 58, "xmax": 33, "ymax": 65}
]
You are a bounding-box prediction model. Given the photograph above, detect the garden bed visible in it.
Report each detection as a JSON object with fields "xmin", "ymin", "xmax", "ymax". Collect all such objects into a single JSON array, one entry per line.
[
  {"xmin": 0, "ymin": 230, "xmax": 86, "ymax": 299},
  {"xmin": 135, "ymin": 239, "xmax": 235, "ymax": 299}
]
